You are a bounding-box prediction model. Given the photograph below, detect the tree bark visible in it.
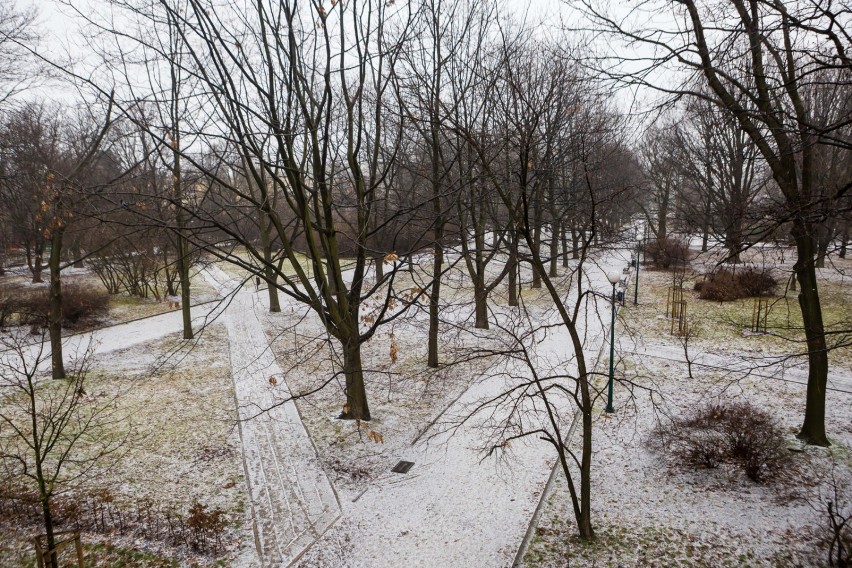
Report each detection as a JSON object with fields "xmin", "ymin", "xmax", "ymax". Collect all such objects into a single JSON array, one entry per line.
[
  {"xmin": 259, "ymin": 215, "xmax": 280, "ymax": 313},
  {"xmin": 508, "ymin": 225, "xmax": 518, "ymax": 307},
  {"xmin": 30, "ymin": 245, "xmax": 44, "ymax": 283},
  {"xmin": 48, "ymin": 226, "xmax": 66, "ymax": 380},
  {"xmin": 473, "ymin": 273, "xmax": 489, "ymax": 330},
  {"xmin": 571, "ymin": 227, "xmax": 580, "ymax": 260},
  {"xmin": 793, "ymin": 229, "xmax": 829, "ymax": 446},
  {"xmin": 172, "ymin": 129, "xmax": 193, "ymax": 339},
  {"xmin": 340, "ymin": 336, "xmax": 371, "ymax": 421},
  {"xmin": 428, "ymin": 237, "xmax": 443, "ymax": 367}
]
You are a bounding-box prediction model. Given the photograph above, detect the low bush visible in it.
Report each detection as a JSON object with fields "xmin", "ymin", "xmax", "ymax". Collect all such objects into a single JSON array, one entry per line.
[
  {"xmin": 695, "ymin": 267, "xmax": 777, "ymax": 301},
  {"xmin": 650, "ymin": 401, "xmax": 788, "ymax": 483},
  {"xmin": 60, "ymin": 284, "xmax": 111, "ymax": 327},
  {"xmin": 0, "ymin": 286, "xmax": 18, "ymax": 328},
  {"xmin": 644, "ymin": 237, "xmax": 691, "ymax": 269},
  {"xmin": 0, "ymin": 484, "xmax": 230, "ymax": 556},
  {"xmin": 11, "ymin": 284, "xmax": 110, "ymax": 329}
]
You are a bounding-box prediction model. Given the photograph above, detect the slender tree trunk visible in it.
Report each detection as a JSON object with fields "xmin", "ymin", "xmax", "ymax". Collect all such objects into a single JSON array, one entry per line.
[
  {"xmin": 793, "ymin": 228, "xmax": 829, "ymax": 446},
  {"xmin": 340, "ymin": 336, "xmax": 371, "ymax": 420},
  {"xmin": 427, "ymin": 117, "xmax": 443, "ymax": 368},
  {"xmin": 508, "ymin": 225, "xmax": 519, "ymax": 307},
  {"xmin": 259, "ymin": 216, "xmax": 280, "ymax": 313},
  {"xmin": 40, "ymin": 494, "xmax": 57, "ymax": 568},
  {"xmin": 571, "ymin": 228, "xmax": 580, "ymax": 260},
  {"xmin": 549, "ymin": 221, "xmax": 559, "ymax": 277},
  {"xmin": 815, "ymin": 224, "xmax": 831, "ymax": 268},
  {"xmin": 172, "ymin": 131, "xmax": 193, "ymax": 339},
  {"xmin": 473, "ymin": 273, "xmax": 488, "ymax": 329},
  {"xmin": 48, "ymin": 226, "xmax": 66, "ymax": 380},
  {"xmin": 561, "ymin": 225, "xmax": 569, "ymax": 267},
  {"xmin": 34, "ymin": 429, "xmax": 57, "ymax": 567},
  {"xmin": 70, "ymin": 238, "xmax": 84, "ymax": 268},
  {"xmin": 531, "ymin": 186, "xmax": 542, "ymax": 289},
  {"xmin": 839, "ymin": 227, "xmax": 848, "ymax": 258},
  {"xmin": 428, "ymin": 236, "xmax": 443, "ymax": 367},
  {"xmin": 375, "ymin": 255, "xmax": 384, "ymax": 281},
  {"xmin": 31, "ymin": 245, "xmax": 44, "ymax": 283}
]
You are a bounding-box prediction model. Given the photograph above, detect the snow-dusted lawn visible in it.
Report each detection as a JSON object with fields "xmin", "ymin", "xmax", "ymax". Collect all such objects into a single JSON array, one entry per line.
[
  {"xmin": 523, "ymin": 253, "xmax": 852, "ymax": 567},
  {"xmin": 0, "ymin": 323, "xmax": 252, "ymax": 566}
]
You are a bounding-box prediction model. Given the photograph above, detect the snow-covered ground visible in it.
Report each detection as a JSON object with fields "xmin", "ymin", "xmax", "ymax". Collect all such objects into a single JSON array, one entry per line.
[
  {"xmin": 4, "ymin": 243, "xmax": 846, "ymax": 567},
  {"xmin": 523, "ymin": 252, "xmax": 852, "ymax": 567},
  {"xmin": 203, "ymin": 265, "xmax": 340, "ymax": 567}
]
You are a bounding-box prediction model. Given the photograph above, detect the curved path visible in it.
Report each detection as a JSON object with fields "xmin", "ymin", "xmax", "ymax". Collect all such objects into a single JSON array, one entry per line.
[
  {"xmin": 5, "ymin": 250, "xmax": 630, "ymax": 567},
  {"xmin": 203, "ymin": 266, "xmax": 341, "ymax": 567}
]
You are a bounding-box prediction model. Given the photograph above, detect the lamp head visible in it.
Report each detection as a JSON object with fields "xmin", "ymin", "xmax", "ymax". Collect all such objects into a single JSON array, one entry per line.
[{"xmin": 606, "ymin": 271, "xmax": 621, "ymax": 285}]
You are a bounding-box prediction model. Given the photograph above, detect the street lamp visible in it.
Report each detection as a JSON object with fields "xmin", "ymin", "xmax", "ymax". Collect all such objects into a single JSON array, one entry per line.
[
  {"xmin": 605, "ymin": 270, "xmax": 621, "ymax": 413},
  {"xmin": 633, "ymin": 246, "xmax": 641, "ymax": 305}
]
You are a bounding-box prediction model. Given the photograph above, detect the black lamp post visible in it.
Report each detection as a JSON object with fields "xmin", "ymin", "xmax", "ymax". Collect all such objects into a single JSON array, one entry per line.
[
  {"xmin": 633, "ymin": 246, "xmax": 640, "ymax": 305},
  {"xmin": 605, "ymin": 271, "xmax": 620, "ymax": 413}
]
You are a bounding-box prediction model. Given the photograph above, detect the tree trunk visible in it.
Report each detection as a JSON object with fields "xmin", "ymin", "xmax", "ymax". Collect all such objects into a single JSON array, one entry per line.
[
  {"xmin": 340, "ymin": 337, "xmax": 371, "ymax": 421},
  {"xmin": 70, "ymin": 238, "xmax": 84, "ymax": 268},
  {"xmin": 561, "ymin": 226, "xmax": 569, "ymax": 267},
  {"xmin": 375, "ymin": 255, "xmax": 384, "ymax": 281},
  {"xmin": 48, "ymin": 227, "xmax": 66, "ymax": 380},
  {"xmin": 473, "ymin": 273, "xmax": 488, "ymax": 330},
  {"xmin": 428, "ymin": 239, "xmax": 443, "ymax": 367},
  {"xmin": 259, "ymin": 218, "xmax": 280, "ymax": 313},
  {"xmin": 549, "ymin": 221, "xmax": 559, "ymax": 277},
  {"xmin": 40, "ymin": 495, "xmax": 57, "ymax": 568},
  {"xmin": 31, "ymin": 245, "xmax": 44, "ymax": 283},
  {"xmin": 427, "ymin": 115, "xmax": 443, "ymax": 368},
  {"xmin": 531, "ymin": 187, "xmax": 542, "ymax": 289},
  {"xmin": 793, "ymin": 229, "xmax": 829, "ymax": 446},
  {"xmin": 172, "ymin": 127, "xmax": 194, "ymax": 339},
  {"xmin": 571, "ymin": 228, "xmax": 580, "ymax": 260},
  {"xmin": 508, "ymin": 226, "xmax": 518, "ymax": 307},
  {"xmin": 815, "ymin": 227, "xmax": 830, "ymax": 268}
]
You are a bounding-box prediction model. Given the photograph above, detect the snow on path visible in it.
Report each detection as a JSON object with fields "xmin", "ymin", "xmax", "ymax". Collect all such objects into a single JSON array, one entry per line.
[
  {"xmin": 298, "ymin": 250, "xmax": 633, "ymax": 567},
  {"xmin": 202, "ymin": 266, "xmax": 340, "ymax": 567},
  {"xmin": 5, "ymin": 301, "xmax": 223, "ymax": 371}
]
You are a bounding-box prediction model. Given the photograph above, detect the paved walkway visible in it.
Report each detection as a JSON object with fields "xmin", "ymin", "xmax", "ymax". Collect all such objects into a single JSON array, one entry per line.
[
  {"xmin": 5, "ymin": 251, "xmax": 631, "ymax": 567},
  {"xmin": 296, "ymin": 251, "xmax": 632, "ymax": 567},
  {"xmin": 203, "ymin": 266, "xmax": 340, "ymax": 567}
]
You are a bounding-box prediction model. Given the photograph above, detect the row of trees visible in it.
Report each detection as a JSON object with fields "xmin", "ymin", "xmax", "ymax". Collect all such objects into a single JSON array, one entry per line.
[{"xmin": 0, "ymin": 0, "xmax": 849, "ymax": 553}]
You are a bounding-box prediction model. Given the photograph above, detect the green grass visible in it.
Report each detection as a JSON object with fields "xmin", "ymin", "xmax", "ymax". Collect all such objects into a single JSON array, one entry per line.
[
  {"xmin": 625, "ymin": 264, "xmax": 852, "ymax": 367},
  {"xmin": 0, "ymin": 538, "xmax": 184, "ymax": 568}
]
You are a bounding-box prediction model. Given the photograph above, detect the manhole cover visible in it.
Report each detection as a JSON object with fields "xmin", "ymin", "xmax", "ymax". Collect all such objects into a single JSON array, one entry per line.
[{"xmin": 391, "ymin": 461, "xmax": 414, "ymax": 474}]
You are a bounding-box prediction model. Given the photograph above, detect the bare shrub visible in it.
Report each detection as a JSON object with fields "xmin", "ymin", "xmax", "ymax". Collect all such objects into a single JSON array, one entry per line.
[
  {"xmin": 650, "ymin": 402, "xmax": 788, "ymax": 482},
  {"xmin": 186, "ymin": 501, "xmax": 226, "ymax": 552},
  {"xmin": 13, "ymin": 284, "xmax": 109, "ymax": 329},
  {"xmin": 826, "ymin": 498, "xmax": 851, "ymax": 567},
  {"xmin": 813, "ymin": 472, "xmax": 852, "ymax": 568},
  {"xmin": 695, "ymin": 269, "xmax": 743, "ymax": 301},
  {"xmin": 59, "ymin": 284, "xmax": 110, "ymax": 327},
  {"xmin": 644, "ymin": 237, "xmax": 691, "ymax": 269},
  {"xmin": 696, "ymin": 268, "xmax": 778, "ymax": 301},
  {"xmin": 0, "ymin": 286, "xmax": 20, "ymax": 327},
  {"xmin": 0, "ymin": 484, "xmax": 230, "ymax": 556},
  {"xmin": 737, "ymin": 268, "xmax": 778, "ymax": 297}
]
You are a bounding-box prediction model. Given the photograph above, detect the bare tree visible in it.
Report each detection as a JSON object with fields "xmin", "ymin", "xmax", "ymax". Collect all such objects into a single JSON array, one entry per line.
[
  {"xmin": 0, "ymin": 0, "xmax": 38, "ymax": 106},
  {"xmin": 577, "ymin": 0, "xmax": 852, "ymax": 445},
  {"xmin": 70, "ymin": 0, "xmax": 428, "ymax": 420},
  {"xmin": 0, "ymin": 335, "xmax": 125, "ymax": 567}
]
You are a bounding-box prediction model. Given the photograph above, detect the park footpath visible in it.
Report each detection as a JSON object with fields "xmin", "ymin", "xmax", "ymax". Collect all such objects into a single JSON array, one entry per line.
[
  {"xmin": 202, "ymin": 266, "xmax": 341, "ymax": 567},
  {"xmin": 23, "ymin": 251, "xmax": 630, "ymax": 567}
]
